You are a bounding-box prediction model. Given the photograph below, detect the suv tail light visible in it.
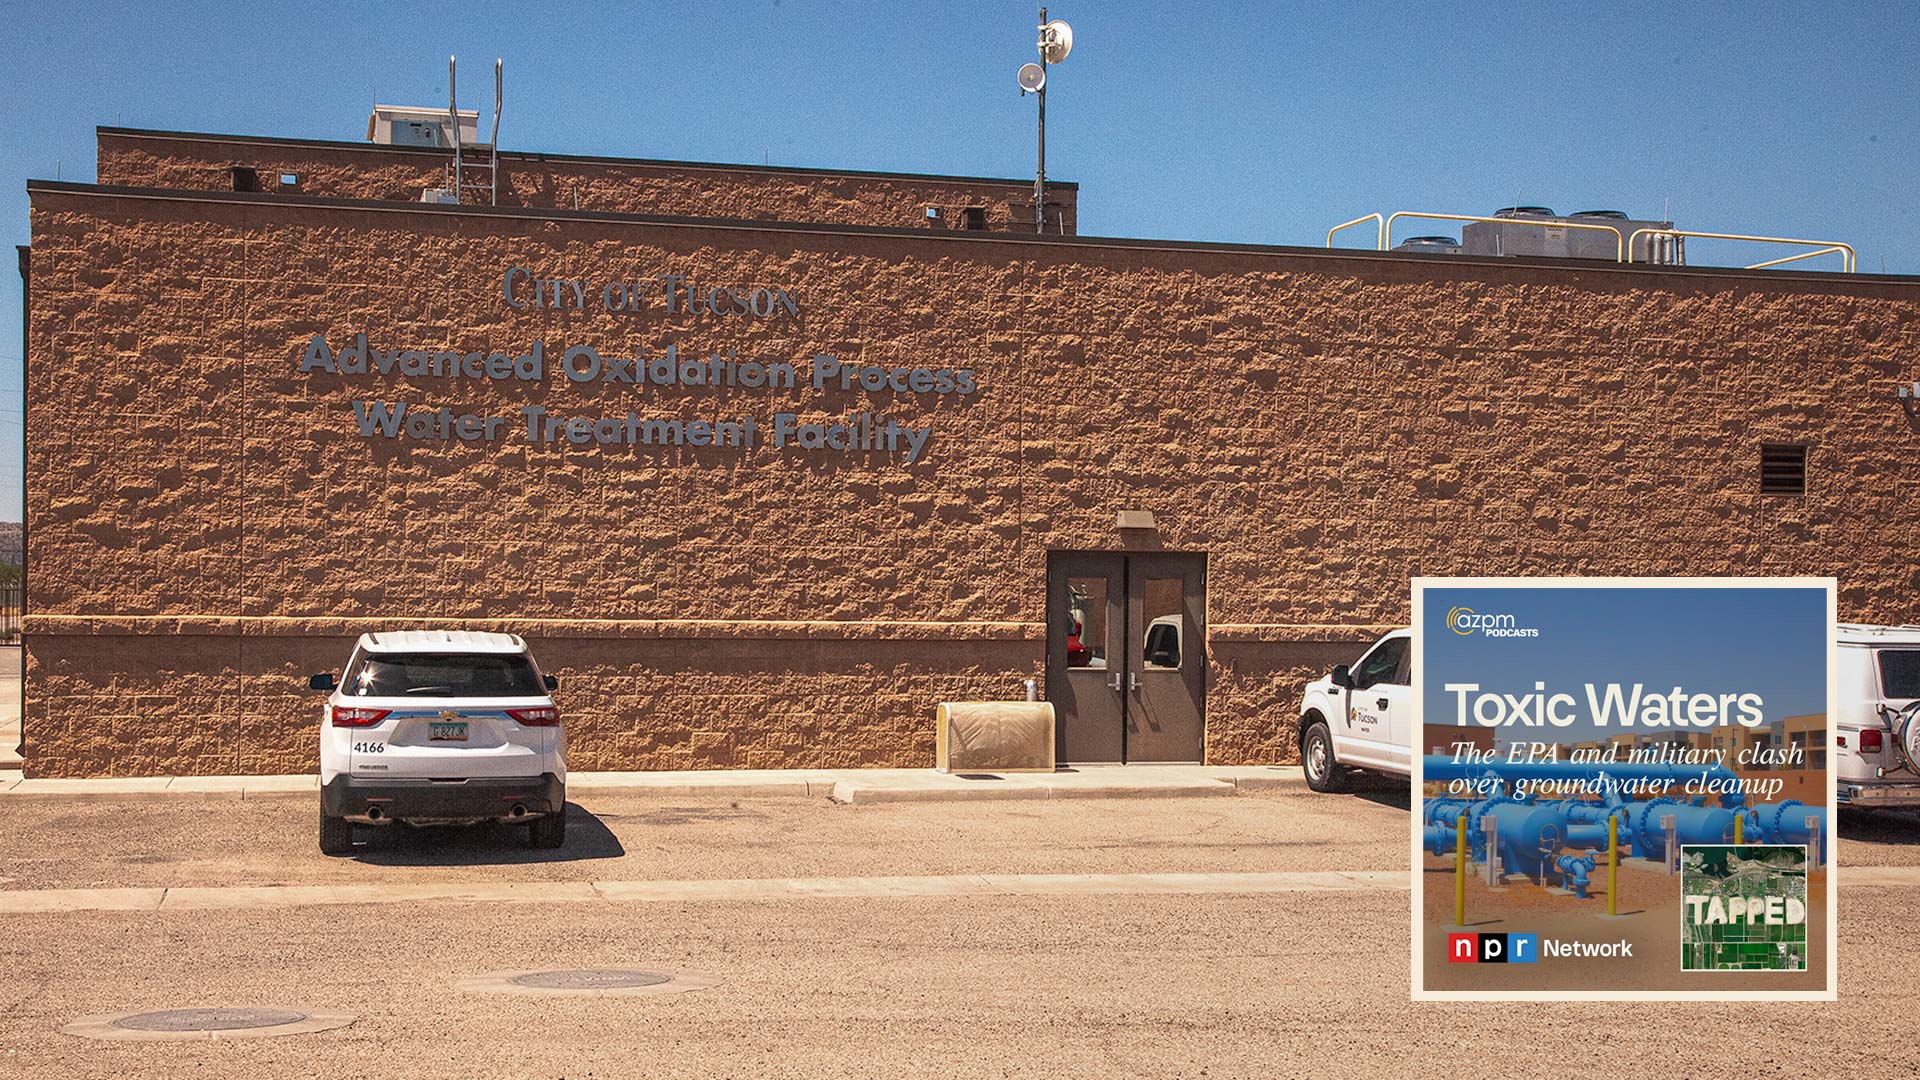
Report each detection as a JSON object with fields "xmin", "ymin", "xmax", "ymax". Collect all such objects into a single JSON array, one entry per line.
[
  {"xmin": 1860, "ymin": 728, "xmax": 1884, "ymax": 753},
  {"xmin": 507, "ymin": 706, "xmax": 561, "ymax": 727},
  {"xmin": 330, "ymin": 706, "xmax": 391, "ymax": 728}
]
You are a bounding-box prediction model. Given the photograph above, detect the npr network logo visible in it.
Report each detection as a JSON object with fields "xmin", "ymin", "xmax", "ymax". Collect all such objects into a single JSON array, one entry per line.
[{"xmin": 1447, "ymin": 932, "xmax": 1538, "ymax": 964}]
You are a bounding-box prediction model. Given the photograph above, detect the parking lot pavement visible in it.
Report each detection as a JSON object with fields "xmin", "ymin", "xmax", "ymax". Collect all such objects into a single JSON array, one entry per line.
[
  {"xmin": 1, "ymin": 788, "xmax": 1917, "ymax": 1078},
  {"xmin": 1837, "ymin": 807, "xmax": 1920, "ymax": 864},
  {"xmin": 0, "ymin": 785, "xmax": 1409, "ymax": 891}
]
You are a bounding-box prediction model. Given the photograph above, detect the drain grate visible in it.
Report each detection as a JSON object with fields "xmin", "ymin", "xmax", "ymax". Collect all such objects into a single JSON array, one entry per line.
[
  {"xmin": 111, "ymin": 1008, "xmax": 308, "ymax": 1032},
  {"xmin": 509, "ymin": 969, "xmax": 672, "ymax": 991}
]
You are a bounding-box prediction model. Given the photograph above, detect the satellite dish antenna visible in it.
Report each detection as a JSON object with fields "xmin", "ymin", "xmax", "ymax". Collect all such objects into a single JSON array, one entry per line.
[
  {"xmin": 1017, "ymin": 62, "xmax": 1046, "ymax": 93},
  {"xmin": 1040, "ymin": 19, "xmax": 1073, "ymax": 63}
]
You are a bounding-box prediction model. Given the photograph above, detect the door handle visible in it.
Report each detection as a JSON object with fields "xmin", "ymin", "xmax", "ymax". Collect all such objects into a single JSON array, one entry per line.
[
  {"xmin": 1130, "ymin": 672, "xmax": 1140, "ymax": 692},
  {"xmin": 1108, "ymin": 672, "xmax": 1123, "ymax": 692}
]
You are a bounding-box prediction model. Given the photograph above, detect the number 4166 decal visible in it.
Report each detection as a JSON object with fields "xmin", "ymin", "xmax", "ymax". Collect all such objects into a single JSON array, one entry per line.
[{"xmin": 352, "ymin": 742, "xmax": 385, "ymax": 754}]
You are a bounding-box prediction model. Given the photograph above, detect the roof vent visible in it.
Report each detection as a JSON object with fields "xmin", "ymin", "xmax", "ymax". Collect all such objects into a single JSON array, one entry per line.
[
  {"xmin": 1570, "ymin": 209, "xmax": 1629, "ymax": 219},
  {"xmin": 1494, "ymin": 206, "xmax": 1556, "ymax": 218},
  {"xmin": 1396, "ymin": 235, "xmax": 1462, "ymax": 254}
]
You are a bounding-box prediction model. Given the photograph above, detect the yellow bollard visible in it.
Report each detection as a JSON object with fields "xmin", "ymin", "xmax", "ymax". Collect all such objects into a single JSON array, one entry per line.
[
  {"xmin": 1734, "ymin": 814, "xmax": 1744, "ymax": 844},
  {"xmin": 1455, "ymin": 813, "xmax": 1468, "ymax": 928},
  {"xmin": 1607, "ymin": 816, "xmax": 1619, "ymax": 917}
]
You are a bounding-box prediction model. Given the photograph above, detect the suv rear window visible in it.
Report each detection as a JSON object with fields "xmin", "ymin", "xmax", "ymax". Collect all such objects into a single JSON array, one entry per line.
[
  {"xmin": 343, "ymin": 652, "xmax": 543, "ymax": 697},
  {"xmin": 1879, "ymin": 650, "xmax": 1920, "ymax": 699}
]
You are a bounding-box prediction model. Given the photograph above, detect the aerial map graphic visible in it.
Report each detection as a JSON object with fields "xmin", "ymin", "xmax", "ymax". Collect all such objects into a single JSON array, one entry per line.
[{"xmin": 1682, "ymin": 845, "xmax": 1809, "ymax": 972}]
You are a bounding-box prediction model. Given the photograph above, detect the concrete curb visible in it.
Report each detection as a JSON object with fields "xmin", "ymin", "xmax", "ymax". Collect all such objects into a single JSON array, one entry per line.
[
  {"xmin": 0, "ymin": 868, "xmax": 1406, "ymax": 915},
  {"xmin": 0, "ymin": 773, "xmax": 317, "ymax": 801},
  {"xmin": 0, "ymin": 766, "xmax": 1307, "ymax": 805}
]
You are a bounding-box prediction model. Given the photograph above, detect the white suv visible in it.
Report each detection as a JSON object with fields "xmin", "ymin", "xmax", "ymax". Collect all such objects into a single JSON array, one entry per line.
[{"xmin": 310, "ymin": 631, "xmax": 567, "ymax": 855}]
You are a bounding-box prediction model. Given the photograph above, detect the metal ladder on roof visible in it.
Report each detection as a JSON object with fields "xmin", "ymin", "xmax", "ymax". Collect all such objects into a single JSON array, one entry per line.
[{"xmin": 449, "ymin": 57, "xmax": 503, "ymax": 206}]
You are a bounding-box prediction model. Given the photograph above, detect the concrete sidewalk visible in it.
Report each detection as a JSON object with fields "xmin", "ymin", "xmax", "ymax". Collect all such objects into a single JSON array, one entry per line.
[{"xmin": 0, "ymin": 764, "xmax": 1306, "ymax": 804}]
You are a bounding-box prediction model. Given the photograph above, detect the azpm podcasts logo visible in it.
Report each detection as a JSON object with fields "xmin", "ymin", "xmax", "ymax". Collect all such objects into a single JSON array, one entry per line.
[{"xmin": 1445, "ymin": 606, "xmax": 1540, "ymax": 639}]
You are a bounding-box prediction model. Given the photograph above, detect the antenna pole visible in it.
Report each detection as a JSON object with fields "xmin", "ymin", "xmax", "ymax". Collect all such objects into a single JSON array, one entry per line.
[
  {"xmin": 492, "ymin": 58, "xmax": 504, "ymax": 207},
  {"xmin": 449, "ymin": 56, "xmax": 460, "ymax": 202},
  {"xmin": 1035, "ymin": 6, "xmax": 1047, "ymax": 235}
]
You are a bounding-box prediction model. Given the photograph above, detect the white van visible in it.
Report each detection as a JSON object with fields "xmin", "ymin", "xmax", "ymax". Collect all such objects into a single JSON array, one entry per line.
[
  {"xmin": 310, "ymin": 631, "xmax": 568, "ymax": 854},
  {"xmin": 1837, "ymin": 623, "xmax": 1920, "ymax": 809}
]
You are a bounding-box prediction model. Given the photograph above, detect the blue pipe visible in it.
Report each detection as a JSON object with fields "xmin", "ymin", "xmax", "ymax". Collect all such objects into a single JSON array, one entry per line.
[
  {"xmin": 1751, "ymin": 800, "xmax": 1825, "ymax": 846},
  {"xmin": 1553, "ymin": 854, "xmax": 1595, "ymax": 898}
]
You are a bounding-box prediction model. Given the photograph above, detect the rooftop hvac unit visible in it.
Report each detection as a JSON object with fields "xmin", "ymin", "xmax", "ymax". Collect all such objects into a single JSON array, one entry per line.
[
  {"xmin": 1461, "ymin": 207, "xmax": 1683, "ymax": 264},
  {"xmin": 366, "ymin": 105, "xmax": 482, "ymax": 149},
  {"xmin": 367, "ymin": 57, "xmax": 505, "ymax": 207},
  {"xmin": 1396, "ymin": 235, "xmax": 1462, "ymax": 255}
]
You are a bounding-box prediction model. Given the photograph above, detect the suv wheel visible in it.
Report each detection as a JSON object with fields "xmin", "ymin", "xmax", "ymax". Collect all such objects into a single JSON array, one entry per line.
[
  {"xmin": 1302, "ymin": 720, "xmax": 1346, "ymax": 793},
  {"xmin": 529, "ymin": 804, "xmax": 567, "ymax": 849},
  {"xmin": 319, "ymin": 812, "xmax": 354, "ymax": 856}
]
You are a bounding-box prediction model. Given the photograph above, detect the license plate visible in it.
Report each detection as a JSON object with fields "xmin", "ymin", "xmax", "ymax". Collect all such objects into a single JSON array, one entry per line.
[{"xmin": 428, "ymin": 721, "xmax": 469, "ymax": 742}]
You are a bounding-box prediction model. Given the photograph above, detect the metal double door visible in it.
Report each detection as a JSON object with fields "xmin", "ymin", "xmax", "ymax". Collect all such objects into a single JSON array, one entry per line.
[{"xmin": 1045, "ymin": 552, "xmax": 1206, "ymax": 763}]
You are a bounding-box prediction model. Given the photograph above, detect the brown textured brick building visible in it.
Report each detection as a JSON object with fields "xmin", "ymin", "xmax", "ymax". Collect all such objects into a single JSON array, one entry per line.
[{"xmin": 18, "ymin": 124, "xmax": 1920, "ymax": 778}]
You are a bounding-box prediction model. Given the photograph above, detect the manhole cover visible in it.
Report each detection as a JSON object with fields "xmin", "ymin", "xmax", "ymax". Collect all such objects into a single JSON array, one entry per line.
[
  {"xmin": 111, "ymin": 1008, "xmax": 308, "ymax": 1032},
  {"xmin": 510, "ymin": 970, "xmax": 672, "ymax": 991},
  {"xmin": 63, "ymin": 1007, "xmax": 355, "ymax": 1042},
  {"xmin": 459, "ymin": 968, "xmax": 718, "ymax": 997}
]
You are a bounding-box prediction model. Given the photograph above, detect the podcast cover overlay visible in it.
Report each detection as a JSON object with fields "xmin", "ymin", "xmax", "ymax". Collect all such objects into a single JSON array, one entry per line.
[{"xmin": 1411, "ymin": 579, "xmax": 1836, "ymax": 1001}]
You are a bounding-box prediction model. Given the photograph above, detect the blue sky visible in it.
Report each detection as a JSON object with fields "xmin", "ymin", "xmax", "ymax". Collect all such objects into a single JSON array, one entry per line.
[
  {"xmin": 1, "ymin": 1, "xmax": 1916, "ymax": 522},
  {"xmin": 1420, "ymin": 585, "xmax": 1830, "ymax": 743}
]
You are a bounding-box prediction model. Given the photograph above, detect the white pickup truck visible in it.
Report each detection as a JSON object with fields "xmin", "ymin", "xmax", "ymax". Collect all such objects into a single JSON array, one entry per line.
[
  {"xmin": 1294, "ymin": 623, "xmax": 1920, "ymax": 808},
  {"xmin": 1295, "ymin": 629, "xmax": 1412, "ymax": 792}
]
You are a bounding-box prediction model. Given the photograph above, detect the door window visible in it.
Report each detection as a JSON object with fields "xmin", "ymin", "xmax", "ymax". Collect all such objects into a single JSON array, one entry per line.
[
  {"xmin": 1353, "ymin": 637, "xmax": 1408, "ymax": 689},
  {"xmin": 1065, "ymin": 577, "xmax": 1108, "ymax": 669},
  {"xmin": 1141, "ymin": 578, "xmax": 1184, "ymax": 670}
]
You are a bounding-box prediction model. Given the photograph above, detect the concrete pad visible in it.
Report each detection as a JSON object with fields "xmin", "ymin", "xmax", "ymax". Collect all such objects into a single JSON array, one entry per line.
[
  {"xmin": 0, "ymin": 887, "xmax": 165, "ymax": 914},
  {"xmin": 0, "ymin": 770, "xmax": 19, "ymax": 793}
]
